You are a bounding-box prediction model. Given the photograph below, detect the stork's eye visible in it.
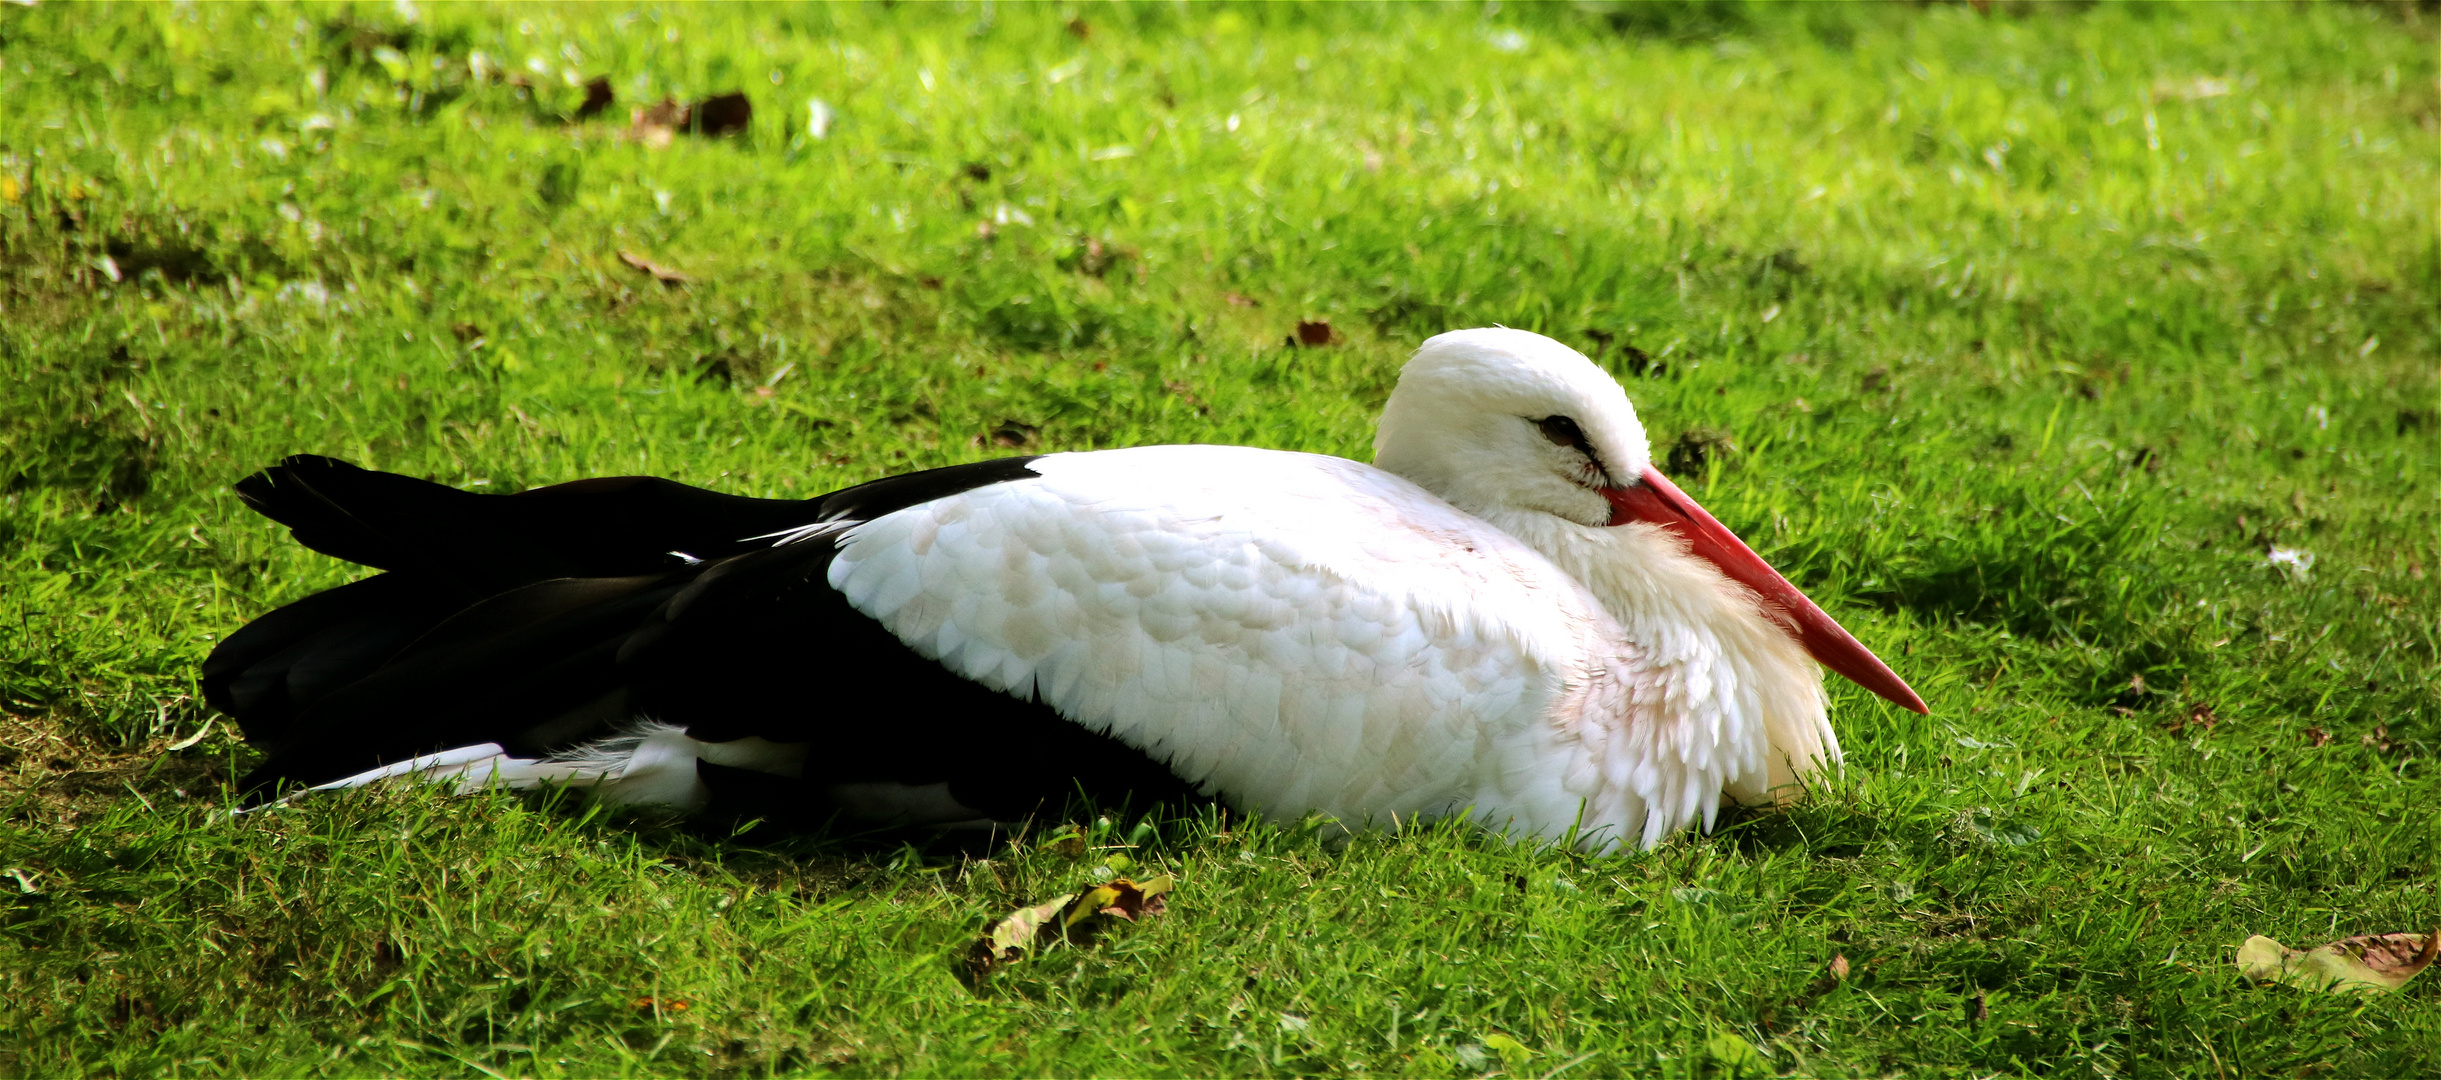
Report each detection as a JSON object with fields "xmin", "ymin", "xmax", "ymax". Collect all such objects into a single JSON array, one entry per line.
[{"xmin": 1537, "ymin": 415, "xmax": 1590, "ymax": 453}]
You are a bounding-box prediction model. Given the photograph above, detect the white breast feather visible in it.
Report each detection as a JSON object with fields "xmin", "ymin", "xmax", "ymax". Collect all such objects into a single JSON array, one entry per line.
[{"xmin": 825, "ymin": 445, "xmax": 1765, "ymax": 850}]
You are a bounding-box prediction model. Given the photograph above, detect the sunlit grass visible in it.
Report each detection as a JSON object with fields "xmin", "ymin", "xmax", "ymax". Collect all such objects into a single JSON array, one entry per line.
[{"xmin": 1, "ymin": 2, "xmax": 2435, "ymax": 1076}]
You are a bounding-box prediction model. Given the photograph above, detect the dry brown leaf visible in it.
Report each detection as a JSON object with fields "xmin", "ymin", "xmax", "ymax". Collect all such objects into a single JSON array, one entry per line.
[
  {"xmin": 2187, "ymin": 702, "xmax": 2219, "ymax": 732},
  {"xmin": 1828, "ymin": 953, "xmax": 1850, "ymax": 981},
  {"xmin": 1293, "ymin": 319, "xmax": 1335, "ymax": 346},
  {"xmin": 693, "ymin": 92, "xmax": 752, "ymax": 136},
  {"xmin": 576, "ymin": 75, "xmax": 614, "ymax": 120},
  {"xmin": 2304, "ymin": 726, "xmax": 2333, "ymax": 747},
  {"xmin": 628, "ymin": 98, "xmax": 687, "ymax": 148},
  {"xmin": 1066, "ymin": 236, "xmax": 1131, "ymax": 277},
  {"xmin": 2238, "ymin": 930, "xmax": 2439, "ymax": 994},
  {"xmin": 634, "ymin": 99, "xmax": 687, "ymax": 127},
  {"xmin": 989, "ymin": 420, "xmax": 1039, "ymax": 450},
  {"xmin": 1163, "ymin": 380, "xmax": 1209, "ymax": 415},
  {"xmin": 1081, "ymin": 873, "xmax": 1173, "ymax": 923},
  {"xmin": 2165, "ymin": 702, "xmax": 2220, "ymax": 737},
  {"xmin": 627, "ymin": 92, "xmax": 751, "ymax": 143},
  {"xmin": 617, "ymin": 250, "xmax": 691, "ymax": 286}
]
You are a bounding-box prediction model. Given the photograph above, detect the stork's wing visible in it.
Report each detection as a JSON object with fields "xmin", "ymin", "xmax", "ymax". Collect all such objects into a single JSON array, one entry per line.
[
  {"xmin": 220, "ymin": 454, "xmax": 1063, "ymax": 801},
  {"xmin": 627, "ymin": 445, "xmax": 1606, "ymax": 831},
  {"xmin": 209, "ymin": 455, "xmax": 823, "ymax": 744}
]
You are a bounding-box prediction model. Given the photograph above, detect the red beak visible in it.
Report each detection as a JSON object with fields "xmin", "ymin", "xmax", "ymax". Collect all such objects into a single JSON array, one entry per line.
[{"xmin": 1602, "ymin": 465, "xmax": 1929, "ymax": 714}]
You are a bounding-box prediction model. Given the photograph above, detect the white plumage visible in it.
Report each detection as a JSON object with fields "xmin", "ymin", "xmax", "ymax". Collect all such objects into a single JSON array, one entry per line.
[
  {"xmin": 823, "ymin": 443, "xmax": 1799, "ymax": 850},
  {"xmin": 274, "ymin": 328, "xmax": 1922, "ymax": 851}
]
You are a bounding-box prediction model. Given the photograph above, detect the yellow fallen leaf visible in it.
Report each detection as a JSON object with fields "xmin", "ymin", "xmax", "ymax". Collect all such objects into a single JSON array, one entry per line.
[
  {"xmin": 1061, "ymin": 873, "xmax": 1175, "ymax": 928},
  {"xmin": 969, "ymin": 875, "xmax": 1177, "ymax": 979},
  {"xmin": 2237, "ymin": 930, "xmax": 2438, "ymax": 994},
  {"xmin": 983, "ymin": 893, "xmax": 1076, "ymax": 962},
  {"xmin": 1099, "ymin": 872, "xmax": 1173, "ymax": 922},
  {"xmin": 1067, "ymin": 883, "xmax": 1122, "ymax": 929}
]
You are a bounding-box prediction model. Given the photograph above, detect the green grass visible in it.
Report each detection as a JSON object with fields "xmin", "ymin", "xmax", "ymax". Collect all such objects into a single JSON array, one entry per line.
[{"xmin": 2, "ymin": 1, "xmax": 2436, "ymax": 1075}]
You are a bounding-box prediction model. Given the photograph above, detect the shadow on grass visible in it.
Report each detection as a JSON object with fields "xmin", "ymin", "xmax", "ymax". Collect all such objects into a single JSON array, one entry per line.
[
  {"xmin": 1808, "ymin": 472, "xmax": 2212, "ymax": 703},
  {"xmin": 1853, "ymin": 482, "xmax": 2174, "ymax": 642},
  {"xmin": 497, "ymin": 779, "xmax": 1227, "ymax": 878}
]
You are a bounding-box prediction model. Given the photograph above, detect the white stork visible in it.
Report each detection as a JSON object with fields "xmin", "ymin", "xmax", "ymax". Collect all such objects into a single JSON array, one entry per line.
[{"xmin": 205, "ymin": 328, "xmax": 1925, "ymax": 850}]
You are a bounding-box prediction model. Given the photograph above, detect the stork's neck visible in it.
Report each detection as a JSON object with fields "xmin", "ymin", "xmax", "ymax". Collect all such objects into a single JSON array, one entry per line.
[
  {"xmin": 1471, "ymin": 508, "xmax": 1748, "ymax": 646},
  {"xmin": 1475, "ymin": 505, "xmax": 1840, "ymax": 802}
]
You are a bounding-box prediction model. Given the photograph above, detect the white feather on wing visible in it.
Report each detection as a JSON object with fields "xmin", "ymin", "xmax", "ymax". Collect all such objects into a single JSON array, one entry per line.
[{"xmin": 822, "ymin": 444, "xmax": 1729, "ymax": 848}]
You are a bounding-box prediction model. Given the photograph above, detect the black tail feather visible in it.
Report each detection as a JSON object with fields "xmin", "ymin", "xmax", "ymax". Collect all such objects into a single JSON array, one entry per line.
[
  {"xmin": 202, "ymin": 573, "xmax": 476, "ymax": 744},
  {"xmin": 235, "ymin": 572, "xmax": 694, "ymax": 800},
  {"xmin": 234, "ymin": 455, "xmax": 817, "ymax": 595},
  {"xmin": 214, "ymin": 455, "xmax": 816, "ymax": 793}
]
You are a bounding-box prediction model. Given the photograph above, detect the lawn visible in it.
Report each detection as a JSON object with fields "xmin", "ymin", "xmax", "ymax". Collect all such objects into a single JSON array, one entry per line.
[{"xmin": 2, "ymin": 1, "xmax": 2436, "ymax": 1075}]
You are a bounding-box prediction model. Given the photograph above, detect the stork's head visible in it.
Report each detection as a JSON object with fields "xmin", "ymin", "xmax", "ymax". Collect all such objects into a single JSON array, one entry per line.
[
  {"xmin": 1375, "ymin": 327, "xmax": 1651, "ymax": 525},
  {"xmin": 1375, "ymin": 327, "xmax": 1928, "ymax": 715}
]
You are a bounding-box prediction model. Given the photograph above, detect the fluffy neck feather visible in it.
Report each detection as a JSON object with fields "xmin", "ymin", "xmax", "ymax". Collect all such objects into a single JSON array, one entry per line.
[{"xmin": 1480, "ymin": 506, "xmax": 1840, "ymax": 813}]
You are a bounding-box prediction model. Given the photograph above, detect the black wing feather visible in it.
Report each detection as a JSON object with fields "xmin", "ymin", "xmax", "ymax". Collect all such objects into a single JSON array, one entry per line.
[
  {"xmin": 203, "ymin": 572, "xmax": 470, "ymax": 741},
  {"xmin": 234, "ymin": 572, "xmax": 691, "ymax": 798},
  {"xmin": 210, "ymin": 456, "xmax": 820, "ymax": 749},
  {"xmin": 235, "ymin": 455, "xmax": 820, "ymax": 592},
  {"xmin": 804, "ymin": 455, "xmax": 1046, "ymax": 525},
  {"xmin": 618, "ymin": 517, "xmax": 1201, "ymax": 821},
  {"xmin": 213, "ymin": 453, "xmax": 1195, "ymax": 821}
]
